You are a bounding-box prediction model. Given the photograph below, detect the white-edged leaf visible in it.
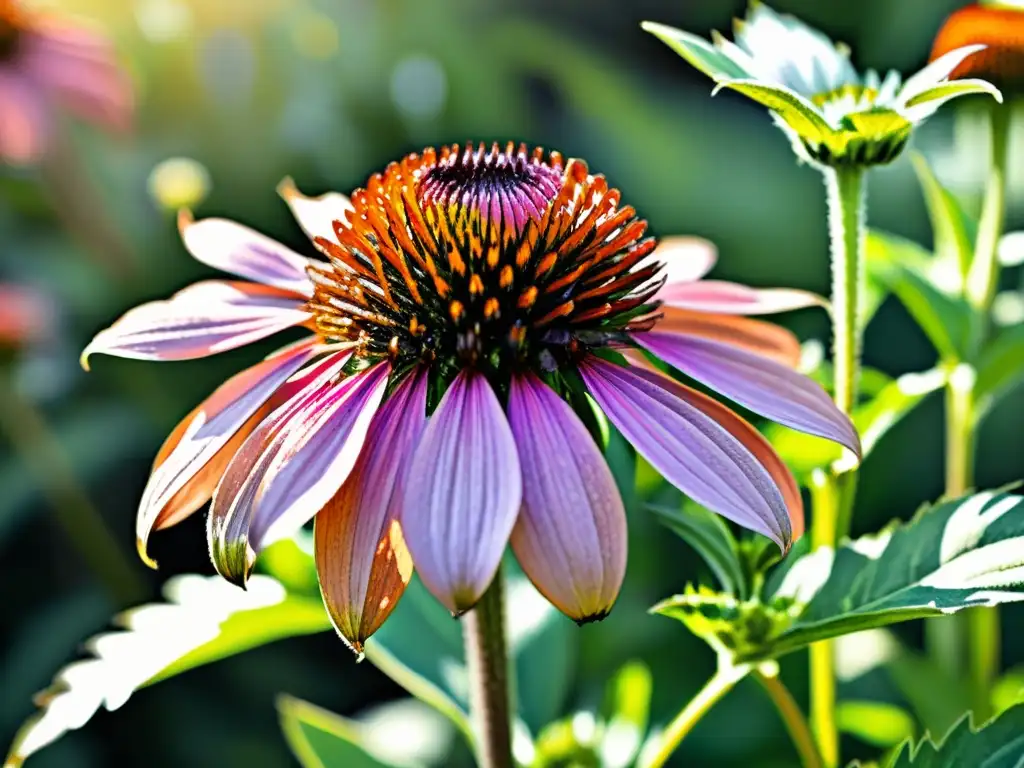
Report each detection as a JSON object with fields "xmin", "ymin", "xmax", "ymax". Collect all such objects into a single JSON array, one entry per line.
[
  {"xmin": 886, "ymin": 703, "xmax": 1024, "ymax": 767},
  {"xmin": 649, "ymin": 502, "xmax": 745, "ymax": 597},
  {"xmin": 763, "ymin": 491, "xmax": 1024, "ymax": 659},
  {"xmin": 640, "ymin": 22, "xmax": 751, "ymax": 81},
  {"xmin": 5, "ymin": 575, "xmax": 331, "ymax": 766}
]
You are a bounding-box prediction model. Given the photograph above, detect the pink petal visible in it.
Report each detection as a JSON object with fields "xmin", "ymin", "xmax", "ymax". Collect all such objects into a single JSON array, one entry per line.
[
  {"xmin": 278, "ymin": 178, "xmax": 354, "ymax": 242},
  {"xmin": 652, "ymin": 307, "xmax": 802, "ymax": 367},
  {"xmin": 135, "ymin": 338, "xmax": 324, "ymax": 566},
  {"xmin": 656, "ymin": 279, "xmax": 825, "ymax": 315},
  {"xmin": 508, "ymin": 373, "xmax": 626, "ymax": 623},
  {"xmin": 81, "ymin": 280, "xmax": 311, "ymax": 365},
  {"xmin": 635, "ymin": 331, "xmax": 861, "ymax": 456},
  {"xmin": 314, "ymin": 369, "xmax": 428, "ymax": 652},
  {"xmin": 401, "ymin": 370, "xmax": 523, "ymax": 615},
  {"xmin": 178, "ymin": 212, "xmax": 315, "ymax": 297},
  {"xmin": 209, "ymin": 357, "xmax": 387, "ymax": 583},
  {"xmin": 580, "ymin": 357, "xmax": 794, "ymax": 550},
  {"xmin": 652, "ymin": 236, "xmax": 718, "ymax": 286},
  {"xmin": 20, "ymin": 30, "xmax": 132, "ymax": 132},
  {"xmin": 0, "ymin": 70, "xmax": 50, "ymax": 164}
]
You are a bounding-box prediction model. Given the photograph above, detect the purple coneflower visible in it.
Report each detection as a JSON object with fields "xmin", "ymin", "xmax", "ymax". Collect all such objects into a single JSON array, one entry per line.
[
  {"xmin": 84, "ymin": 142, "xmax": 859, "ymax": 651},
  {"xmin": 0, "ymin": 0, "xmax": 131, "ymax": 164}
]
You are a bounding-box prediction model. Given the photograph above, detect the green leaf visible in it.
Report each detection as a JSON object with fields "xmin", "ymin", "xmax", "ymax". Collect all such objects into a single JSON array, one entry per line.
[
  {"xmin": 868, "ymin": 230, "xmax": 980, "ymax": 359},
  {"xmin": 278, "ymin": 695, "xmax": 399, "ymax": 768},
  {"xmin": 974, "ymin": 324, "xmax": 1024, "ymax": 419},
  {"xmin": 992, "ymin": 666, "xmax": 1024, "ymax": 715},
  {"xmin": 5, "ymin": 574, "xmax": 331, "ymax": 766},
  {"xmin": 887, "ymin": 703, "xmax": 1024, "ymax": 767},
  {"xmin": 649, "ymin": 502, "xmax": 745, "ymax": 597},
  {"xmin": 909, "ymin": 153, "xmax": 976, "ymax": 286},
  {"xmin": 640, "ymin": 22, "xmax": 751, "ymax": 81},
  {"xmin": 711, "ymin": 79, "xmax": 834, "ymax": 145},
  {"xmin": 837, "ymin": 701, "xmax": 916, "ymax": 748},
  {"xmin": 886, "ymin": 649, "xmax": 972, "ymax": 738},
  {"xmin": 599, "ymin": 661, "xmax": 653, "ymax": 768},
  {"xmin": 762, "ymin": 491, "xmax": 1024, "ymax": 660}
]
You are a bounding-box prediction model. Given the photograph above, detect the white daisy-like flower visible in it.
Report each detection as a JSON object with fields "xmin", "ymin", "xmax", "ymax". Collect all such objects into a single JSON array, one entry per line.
[{"xmin": 643, "ymin": 2, "xmax": 1002, "ymax": 166}]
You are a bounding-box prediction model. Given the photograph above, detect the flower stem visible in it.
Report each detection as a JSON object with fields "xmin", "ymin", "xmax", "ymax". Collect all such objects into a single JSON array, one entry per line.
[
  {"xmin": 808, "ymin": 165, "xmax": 868, "ymax": 768},
  {"xmin": 0, "ymin": 373, "xmax": 145, "ymax": 604},
  {"xmin": 965, "ymin": 101, "xmax": 1010, "ymax": 315},
  {"xmin": 462, "ymin": 566, "xmax": 513, "ymax": 768},
  {"xmin": 754, "ymin": 666, "xmax": 825, "ymax": 768},
  {"xmin": 639, "ymin": 661, "xmax": 749, "ymax": 768}
]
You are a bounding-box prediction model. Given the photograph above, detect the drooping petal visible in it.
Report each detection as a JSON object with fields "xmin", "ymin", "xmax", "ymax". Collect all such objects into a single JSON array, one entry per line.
[
  {"xmin": 652, "ymin": 307, "xmax": 802, "ymax": 367},
  {"xmin": 656, "ymin": 279, "xmax": 825, "ymax": 316},
  {"xmin": 580, "ymin": 358, "xmax": 793, "ymax": 550},
  {"xmin": 635, "ymin": 331, "xmax": 860, "ymax": 455},
  {"xmin": 644, "ymin": 368, "xmax": 804, "ymax": 540},
  {"xmin": 135, "ymin": 338, "xmax": 324, "ymax": 566},
  {"xmin": 209, "ymin": 357, "xmax": 387, "ymax": 583},
  {"xmin": 508, "ymin": 374, "xmax": 626, "ymax": 622},
  {"xmin": 401, "ymin": 370, "xmax": 522, "ymax": 615},
  {"xmin": 0, "ymin": 70, "xmax": 50, "ymax": 163},
  {"xmin": 178, "ymin": 213, "xmax": 314, "ymax": 297},
  {"xmin": 314, "ymin": 369, "xmax": 427, "ymax": 652},
  {"xmin": 652, "ymin": 236, "xmax": 718, "ymax": 286},
  {"xmin": 278, "ymin": 178, "xmax": 354, "ymax": 242},
  {"xmin": 81, "ymin": 280, "xmax": 310, "ymax": 366}
]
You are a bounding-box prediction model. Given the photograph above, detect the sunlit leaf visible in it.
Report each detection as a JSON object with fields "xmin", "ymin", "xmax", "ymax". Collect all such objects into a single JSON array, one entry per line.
[
  {"xmin": 649, "ymin": 503, "xmax": 744, "ymax": 597},
  {"xmin": 599, "ymin": 661, "xmax": 653, "ymax": 768},
  {"xmin": 278, "ymin": 695, "xmax": 400, "ymax": 768},
  {"xmin": 886, "ymin": 703, "xmax": 1024, "ymax": 767},
  {"xmin": 837, "ymin": 700, "xmax": 916, "ymax": 748},
  {"xmin": 711, "ymin": 80, "xmax": 833, "ymax": 144},
  {"xmin": 974, "ymin": 324, "xmax": 1024, "ymax": 420},
  {"xmin": 763, "ymin": 491, "xmax": 1024, "ymax": 659},
  {"xmin": 909, "ymin": 154, "xmax": 976, "ymax": 287},
  {"xmin": 5, "ymin": 575, "xmax": 331, "ymax": 766},
  {"xmin": 992, "ymin": 666, "xmax": 1024, "ymax": 715}
]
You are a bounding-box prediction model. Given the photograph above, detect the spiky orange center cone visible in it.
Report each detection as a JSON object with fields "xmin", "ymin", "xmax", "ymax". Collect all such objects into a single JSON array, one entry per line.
[{"xmin": 932, "ymin": 3, "xmax": 1024, "ymax": 88}]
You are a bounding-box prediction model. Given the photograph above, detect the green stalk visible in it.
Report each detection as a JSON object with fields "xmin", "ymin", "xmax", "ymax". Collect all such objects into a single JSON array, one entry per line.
[
  {"xmin": 462, "ymin": 566, "xmax": 514, "ymax": 768},
  {"xmin": 754, "ymin": 666, "xmax": 825, "ymax": 768},
  {"xmin": 0, "ymin": 373, "xmax": 145, "ymax": 604},
  {"xmin": 965, "ymin": 102, "xmax": 1010, "ymax": 315},
  {"xmin": 808, "ymin": 165, "xmax": 867, "ymax": 768},
  {"xmin": 638, "ymin": 661, "xmax": 750, "ymax": 768}
]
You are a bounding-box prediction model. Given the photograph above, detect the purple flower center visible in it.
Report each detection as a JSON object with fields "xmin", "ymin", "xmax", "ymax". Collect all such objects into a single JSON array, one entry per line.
[{"xmin": 417, "ymin": 143, "xmax": 564, "ymax": 235}]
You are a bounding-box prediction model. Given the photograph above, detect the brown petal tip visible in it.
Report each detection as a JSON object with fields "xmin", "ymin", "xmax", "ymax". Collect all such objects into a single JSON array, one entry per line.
[{"xmin": 574, "ymin": 608, "xmax": 612, "ymax": 627}]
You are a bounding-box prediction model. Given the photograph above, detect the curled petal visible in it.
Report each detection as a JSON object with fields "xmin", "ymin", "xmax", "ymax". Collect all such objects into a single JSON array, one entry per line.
[
  {"xmin": 82, "ymin": 281, "xmax": 310, "ymax": 366},
  {"xmin": 899, "ymin": 44, "xmax": 988, "ymax": 102},
  {"xmin": 652, "ymin": 307, "xmax": 802, "ymax": 367},
  {"xmin": 656, "ymin": 279, "xmax": 825, "ymax": 316},
  {"xmin": 136, "ymin": 338, "xmax": 323, "ymax": 566},
  {"xmin": 652, "ymin": 236, "xmax": 718, "ymax": 286},
  {"xmin": 508, "ymin": 374, "xmax": 626, "ymax": 622},
  {"xmin": 635, "ymin": 331, "xmax": 860, "ymax": 456},
  {"xmin": 401, "ymin": 370, "xmax": 522, "ymax": 615},
  {"xmin": 0, "ymin": 71, "xmax": 49, "ymax": 164},
  {"xmin": 315, "ymin": 370, "xmax": 428, "ymax": 652},
  {"xmin": 278, "ymin": 178, "xmax": 354, "ymax": 242},
  {"xmin": 178, "ymin": 213, "xmax": 314, "ymax": 297},
  {"xmin": 209, "ymin": 356, "xmax": 386, "ymax": 584},
  {"xmin": 580, "ymin": 357, "xmax": 793, "ymax": 550}
]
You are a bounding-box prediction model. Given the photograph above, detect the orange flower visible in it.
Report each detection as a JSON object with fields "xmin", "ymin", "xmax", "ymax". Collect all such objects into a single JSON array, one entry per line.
[{"xmin": 932, "ymin": 2, "xmax": 1024, "ymax": 88}]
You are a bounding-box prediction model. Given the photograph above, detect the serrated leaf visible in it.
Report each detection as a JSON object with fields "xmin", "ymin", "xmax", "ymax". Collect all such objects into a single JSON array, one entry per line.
[
  {"xmin": 278, "ymin": 695, "xmax": 401, "ymax": 768},
  {"xmin": 974, "ymin": 324, "xmax": 1024, "ymax": 420},
  {"xmin": 887, "ymin": 703, "xmax": 1024, "ymax": 767},
  {"xmin": 909, "ymin": 154, "xmax": 976, "ymax": 286},
  {"xmin": 837, "ymin": 701, "xmax": 916, "ymax": 748},
  {"xmin": 5, "ymin": 575, "xmax": 331, "ymax": 767},
  {"xmin": 649, "ymin": 503, "xmax": 744, "ymax": 597},
  {"xmin": 761, "ymin": 491, "xmax": 1024, "ymax": 660}
]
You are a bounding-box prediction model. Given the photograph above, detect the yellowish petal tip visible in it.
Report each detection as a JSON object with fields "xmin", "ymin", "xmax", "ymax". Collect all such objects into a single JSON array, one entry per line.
[
  {"xmin": 276, "ymin": 176, "xmax": 299, "ymax": 200},
  {"xmin": 176, "ymin": 208, "xmax": 194, "ymax": 235},
  {"xmin": 79, "ymin": 346, "xmax": 93, "ymax": 372},
  {"xmin": 136, "ymin": 536, "xmax": 159, "ymax": 570}
]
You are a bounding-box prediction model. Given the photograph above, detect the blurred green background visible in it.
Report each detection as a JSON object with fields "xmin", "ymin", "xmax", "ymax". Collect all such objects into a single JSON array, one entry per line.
[{"xmin": 1, "ymin": 0, "xmax": 1022, "ymax": 765}]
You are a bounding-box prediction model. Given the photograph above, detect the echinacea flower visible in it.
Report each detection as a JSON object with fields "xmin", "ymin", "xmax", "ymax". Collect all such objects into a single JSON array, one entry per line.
[
  {"xmin": 932, "ymin": 2, "xmax": 1024, "ymax": 92},
  {"xmin": 83, "ymin": 142, "xmax": 858, "ymax": 651},
  {"xmin": 643, "ymin": 3, "xmax": 1001, "ymax": 166},
  {"xmin": 0, "ymin": 0, "xmax": 131, "ymax": 164}
]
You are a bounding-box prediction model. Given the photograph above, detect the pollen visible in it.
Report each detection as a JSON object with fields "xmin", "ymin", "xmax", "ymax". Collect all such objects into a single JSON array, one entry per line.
[{"xmin": 305, "ymin": 142, "xmax": 662, "ymax": 377}]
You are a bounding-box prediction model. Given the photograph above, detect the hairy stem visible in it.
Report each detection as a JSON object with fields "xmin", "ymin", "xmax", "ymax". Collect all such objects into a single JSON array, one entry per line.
[
  {"xmin": 754, "ymin": 667, "xmax": 825, "ymax": 768},
  {"xmin": 0, "ymin": 373, "xmax": 145, "ymax": 604},
  {"xmin": 462, "ymin": 566, "xmax": 513, "ymax": 768},
  {"xmin": 639, "ymin": 662, "xmax": 749, "ymax": 768}
]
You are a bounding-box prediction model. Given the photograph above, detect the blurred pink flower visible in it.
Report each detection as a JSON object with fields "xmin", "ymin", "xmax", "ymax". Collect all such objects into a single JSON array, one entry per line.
[
  {"xmin": 84, "ymin": 143, "xmax": 858, "ymax": 651},
  {"xmin": 0, "ymin": 283, "xmax": 48, "ymax": 348},
  {"xmin": 0, "ymin": 0, "xmax": 131, "ymax": 164}
]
